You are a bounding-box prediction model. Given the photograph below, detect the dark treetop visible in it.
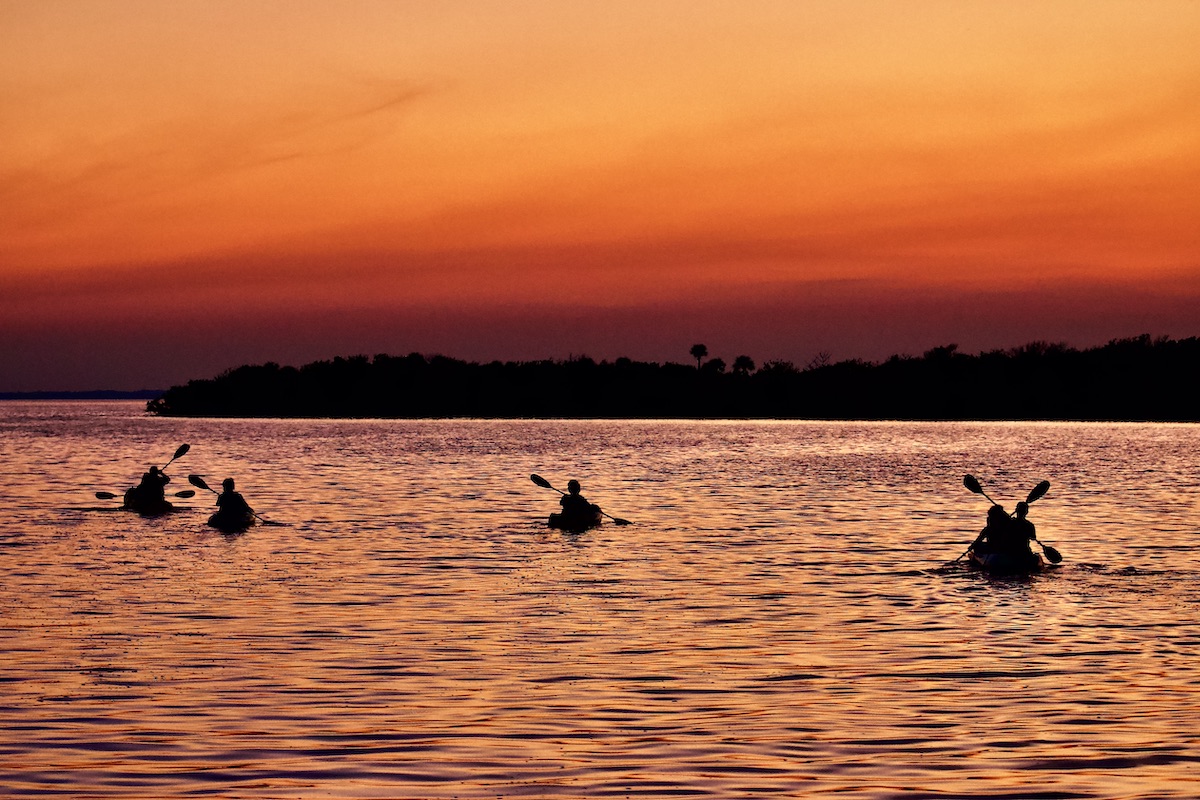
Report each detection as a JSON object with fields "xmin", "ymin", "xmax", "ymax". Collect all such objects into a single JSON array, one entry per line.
[{"xmin": 147, "ymin": 334, "xmax": 1199, "ymax": 421}]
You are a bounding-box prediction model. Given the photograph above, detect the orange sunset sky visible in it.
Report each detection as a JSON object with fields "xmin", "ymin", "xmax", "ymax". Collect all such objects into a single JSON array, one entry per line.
[{"xmin": 3, "ymin": 1, "xmax": 1199, "ymax": 391}]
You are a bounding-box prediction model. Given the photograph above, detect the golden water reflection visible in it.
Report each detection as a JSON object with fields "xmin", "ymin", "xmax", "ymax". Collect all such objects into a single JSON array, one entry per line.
[{"xmin": 1, "ymin": 404, "xmax": 1199, "ymax": 797}]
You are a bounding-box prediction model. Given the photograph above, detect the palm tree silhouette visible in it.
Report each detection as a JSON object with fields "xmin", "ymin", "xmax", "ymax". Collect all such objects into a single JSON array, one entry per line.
[{"xmin": 733, "ymin": 355, "xmax": 755, "ymax": 375}]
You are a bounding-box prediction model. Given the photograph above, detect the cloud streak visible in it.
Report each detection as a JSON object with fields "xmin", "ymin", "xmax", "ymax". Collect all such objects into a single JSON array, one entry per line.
[{"xmin": 2, "ymin": 1, "xmax": 1199, "ymax": 389}]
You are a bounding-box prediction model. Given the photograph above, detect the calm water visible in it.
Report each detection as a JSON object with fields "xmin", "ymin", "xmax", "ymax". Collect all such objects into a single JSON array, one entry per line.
[{"xmin": 2, "ymin": 401, "xmax": 1199, "ymax": 799}]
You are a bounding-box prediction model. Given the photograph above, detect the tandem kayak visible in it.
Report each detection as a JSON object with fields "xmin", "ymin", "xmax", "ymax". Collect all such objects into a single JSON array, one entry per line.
[
  {"xmin": 967, "ymin": 547, "xmax": 1045, "ymax": 575},
  {"xmin": 548, "ymin": 509, "xmax": 603, "ymax": 532},
  {"xmin": 207, "ymin": 510, "xmax": 255, "ymax": 533}
]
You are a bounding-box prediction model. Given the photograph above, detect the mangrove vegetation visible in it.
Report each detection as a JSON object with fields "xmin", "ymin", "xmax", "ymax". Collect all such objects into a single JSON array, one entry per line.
[{"xmin": 146, "ymin": 334, "xmax": 1198, "ymax": 421}]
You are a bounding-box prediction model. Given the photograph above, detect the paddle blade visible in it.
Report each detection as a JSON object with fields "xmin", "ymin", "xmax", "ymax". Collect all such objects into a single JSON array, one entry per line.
[
  {"xmin": 963, "ymin": 474, "xmax": 983, "ymax": 495},
  {"xmin": 95, "ymin": 491, "xmax": 118, "ymax": 500},
  {"xmin": 174, "ymin": 489, "xmax": 196, "ymax": 499},
  {"xmin": 612, "ymin": 517, "xmax": 632, "ymax": 526},
  {"xmin": 173, "ymin": 443, "xmax": 190, "ymax": 460},
  {"xmin": 1042, "ymin": 543, "xmax": 1063, "ymax": 563},
  {"xmin": 188, "ymin": 474, "xmax": 211, "ymax": 491},
  {"xmin": 530, "ymin": 473, "xmax": 553, "ymax": 490},
  {"xmin": 1026, "ymin": 480, "xmax": 1051, "ymax": 504}
]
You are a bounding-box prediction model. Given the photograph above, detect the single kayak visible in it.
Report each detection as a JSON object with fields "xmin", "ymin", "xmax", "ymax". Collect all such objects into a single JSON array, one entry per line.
[
  {"xmin": 208, "ymin": 509, "xmax": 255, "ymax": 533},
  {"xmin": 548, "ymin": 509, "xmax": 603, "ymax": 532},
  {"xmin": 122, "ymin": 488, "xmax": 175, "ymax": 517},
  {"xmin": 967, "ymin": 547, "xmax": 1045, "ymax": 575}
]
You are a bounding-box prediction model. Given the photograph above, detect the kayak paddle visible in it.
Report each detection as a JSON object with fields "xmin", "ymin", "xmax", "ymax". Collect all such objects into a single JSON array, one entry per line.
[
  {"xmin": 1021, "ymin": 480, "xmax": 1061, "ymax": 563},
  {"xmin": 957, "ymin": 474, "xmax": 1062, "ymax": 564},
  {"xmin": 963, "ymin": 473, "xmax": 996, "ymax": 505},
  {"xmin": 188, "ymin": 474, "xmax": 272, "ymax": 524},
  {"xmin": 96, "ymin": 443, "xmax": 192, "ymax": 501},
  {"xmin": 1026, "ymin": 480, "xmax": 1051, "ymax": 505},
  {"xmin": 966, "ymin": 474, "xmax": 1051, "ymax": 511},
  {"xmin": 949, "ymin": 474, "xmax": 994, "ymax": 562},
  {"xmin": 95, "ymin": 489, "xmax": 195, "ymax": 500},
  {"xmin": 188, "ymin": 474, "xmax": 216, "ymax": 494},
  {"xmin": 161, "ymin": 443, "xmax": 190, "ymax": 471},
  {"xmin": 1032, "ymin": 537, "xmax": 1063, "ymax": 564},
  {"xmin": 530, "ymin": 473, "xmax": 631, "ymax": 526}
]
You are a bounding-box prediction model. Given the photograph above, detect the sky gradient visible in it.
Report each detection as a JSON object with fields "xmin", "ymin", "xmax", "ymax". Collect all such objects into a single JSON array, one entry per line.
[{"xmin": 3, "ymin": 1, "xmax": 1199, "ymax": 390}]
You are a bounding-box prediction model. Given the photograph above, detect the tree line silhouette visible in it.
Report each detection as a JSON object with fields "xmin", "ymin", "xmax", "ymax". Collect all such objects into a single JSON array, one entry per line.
[{"xmin": 147, "ymin": 334, "xmax": 1198, "ymax": 421}]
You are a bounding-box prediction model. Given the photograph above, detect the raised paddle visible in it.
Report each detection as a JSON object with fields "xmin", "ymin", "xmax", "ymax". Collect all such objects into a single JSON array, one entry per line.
[
  {"xmin": 1026, "ymin": 480, "xmax": 1051, "ymax": 505},
  {"xmin": 96, "ymin": 444, "xmax": 192, "ymax": 501},
  {"xmin": 963, "ymin": 473, "xmax": 996, "ymax": 505},
  {"xmin": 956, "ymin": 474, "xmax": 1062, "ymax": 563},
  {"xmin": 161, "ymin": 443, "xmax": 190, "ymax": 471},
  {"xmin": 950, "ymin": 474, "xmax": 997, "ymax": 561},
  {"xmin": 187, "ymin": 474, "xmax": 215, "ymax": 494},
  {"xmin": 187, "ymin": 474, "xmax": 272, "ymax": 524},
  {"xmin": 966, "ymin": 474, "xmax": 1051, "ymax": 510},
  {"xmin": 530, "ymin": 473, "xmax": 631, "ymax": 526}
]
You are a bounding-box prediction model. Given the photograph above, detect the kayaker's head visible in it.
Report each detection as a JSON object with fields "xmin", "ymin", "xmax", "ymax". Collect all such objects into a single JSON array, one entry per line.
[
  {"xmin": 567, "ymin": 480, "xmax": 581, "ymax": 495},
  {"xmin": 148, "ymin": 466, "xmax": 160, "ymax": 475},
  {"xmin": 1015, "ymin": 501, "xmax": 1029, "ymax": 519},
  {"xmin": 222, "ymin": 478, "xmax": 235, "ymax": 491},
  {"xmin": 987, "ymin": 504, "xmax": 1007, "ymax": 524}
]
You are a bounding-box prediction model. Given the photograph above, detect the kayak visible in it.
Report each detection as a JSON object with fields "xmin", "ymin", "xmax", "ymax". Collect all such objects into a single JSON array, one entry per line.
[
  {"xmin": 967, "ymin": 547, "xmax": 1045, "ymax": 575},
  {"xmin": 123, "ymin": 499, "xmax": 175, "ymax": 516},
  {"xmin": 548, "ymin": 509, "xmax": 603, "ymax": 532},
  {"xmin": 208, "ymin": 509, "xmax": 255, "ymax": 533},
  {"xmin": 122, "ymin": 488, "xmax": 175, "ymax": 517}
]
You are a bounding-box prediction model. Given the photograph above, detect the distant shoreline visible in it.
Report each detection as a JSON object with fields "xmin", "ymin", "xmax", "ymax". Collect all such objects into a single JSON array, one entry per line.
[
  {"xmin": 0, "ymin": 390, "xmax": 163, "ymax": 401},
  {"xmin": 144, "ymin": 335, "xmax": 1200, "ymax": 422}
]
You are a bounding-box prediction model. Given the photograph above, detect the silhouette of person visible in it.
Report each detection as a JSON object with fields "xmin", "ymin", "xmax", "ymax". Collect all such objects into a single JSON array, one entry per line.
[
  {"xmin": 135, "ymin": 466, "xmax": 170, "ymax": 503},
  {"xmin": 1012, "ymin": 501, "xmax": 1037, "ymax": 544},
  {"xmin": 560, "ymin": 479, "xmax": 597, "ymax": 517},
  {"xmin": 216, "ymin": 478, "xmax": 253, "ymax": 518},
  {"xmin": 974, "ymin": 504, "xmax": 1013, "ymax": 554}
]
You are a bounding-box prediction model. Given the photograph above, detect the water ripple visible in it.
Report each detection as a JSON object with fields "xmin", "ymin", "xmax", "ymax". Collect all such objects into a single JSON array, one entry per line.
[{"xmin": 2, "ymin": 404, "xmax": 1199, "ymax": 798}]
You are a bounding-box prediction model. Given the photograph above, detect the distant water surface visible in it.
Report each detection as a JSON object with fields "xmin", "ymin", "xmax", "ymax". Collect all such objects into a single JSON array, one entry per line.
[{"xmin": 2, "ymin": 401, "xmax": 1199, "ymax": 798}]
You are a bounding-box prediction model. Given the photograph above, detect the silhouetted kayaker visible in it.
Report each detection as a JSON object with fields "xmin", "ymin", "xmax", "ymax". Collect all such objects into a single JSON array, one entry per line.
[
  {"xmin": 215, "ymin": 478, "xmax": 253, "ymax": 518},
  {"xmin": 957, "ymin": 473, "xmax": 1056, "ymax": 572},
  {"xmin": 1012, "ymin": 501, "xmax": 1037, "ymax": 542},
  {"xmin": 560, "ymin": 480, "xmax": 598, "ymax": 516},
  {"xmin": 974, "ymin": 503, "xmax": 1035, "ymax": 557},
  {"xmin": 136, "ymin": 466, "xmax": 170, "ymax": 503},
  {"xmin": 974, "ymin": 504, "xmax": 1011, "ymax": 552}
]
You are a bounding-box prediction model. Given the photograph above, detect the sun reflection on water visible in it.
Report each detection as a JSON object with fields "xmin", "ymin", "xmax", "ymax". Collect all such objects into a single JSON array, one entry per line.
[{"xmin": 1, "ymin": 403, "xmax": 1199, "ymax": 797}]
